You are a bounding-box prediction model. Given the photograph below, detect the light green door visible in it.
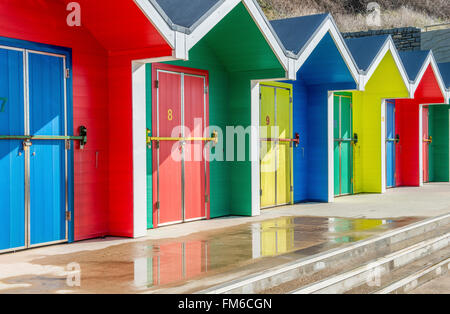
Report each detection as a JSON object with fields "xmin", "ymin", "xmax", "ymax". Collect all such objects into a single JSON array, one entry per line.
[{"xmin": 334, "ymin": 93, "xmax": 353, "ymax": 196}]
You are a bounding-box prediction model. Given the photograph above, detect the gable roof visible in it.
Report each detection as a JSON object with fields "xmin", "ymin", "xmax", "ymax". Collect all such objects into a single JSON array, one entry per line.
[
  {"xmin": 398, "ymin": 50, "xmax": 446, "ymax": 99},
  {"xmin": 399, "ymin": 50, "xmax": 430, "ymax": 82},
  {"xmin": 345, "ymin": 35, "xmax": 389, "ymax": 72},
  {"xmin": 135, "ymin": 0, "xmax": 293, "ymax": 78},
  {"xmin": 344, "ymin": 35, "xmax": 410, "ymax": 93},
  {"xmin": 150, "ymin": 0, "xmax": 223, "ymax": 32},
  {"xmin": 268, "ymin": 13, "xmax": 359, "ymax": 85},
  {"xmin": 270, "ymin": 13, "xmax": 329, "ymax": 56}
]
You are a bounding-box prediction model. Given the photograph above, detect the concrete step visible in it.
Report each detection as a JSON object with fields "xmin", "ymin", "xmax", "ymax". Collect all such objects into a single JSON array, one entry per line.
[
  {"xmin": 289, "ymin": 234, "xmax": 449, "ymax": 294},
  {"xmin": 201, "ymin": 213, "xmax": 450, "ymax": 294},
  {"xmin": 375, "ymin": 256, "xmax": 450, "ymax": 294}
]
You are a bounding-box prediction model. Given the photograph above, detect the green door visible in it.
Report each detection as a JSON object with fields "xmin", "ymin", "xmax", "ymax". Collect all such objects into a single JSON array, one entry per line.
[{"xmin": 334, "ymin": 93, "xmax": 353, "ymax": 196}]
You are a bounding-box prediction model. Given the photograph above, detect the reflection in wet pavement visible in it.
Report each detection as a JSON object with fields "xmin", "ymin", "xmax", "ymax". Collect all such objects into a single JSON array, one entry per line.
[{"xmin": 0, "ymin": 216, "xmax": 421, "ymax": 294}]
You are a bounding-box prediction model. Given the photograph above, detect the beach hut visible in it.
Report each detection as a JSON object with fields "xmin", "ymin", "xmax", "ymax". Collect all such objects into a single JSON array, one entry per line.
[
  {"xmin": 394, "ymin": 51, "xmax": 447, "ymax": 187},
  {"xmin": 0, "ymin": 0, "xmax": 184, "ymax": 252},
  {"xmin": 141, "ymin": 0, "xmax": 294, "ymax": 228},
  {"xmin": 343, "ymin": 35, "xmax": 411, "ymax": 194},
  {"xmin": 426, "ymin": 62, "xmax": 450, "ymax": 183},
  {"xmin": 262, "ymin": 13, "xmax": 360, "ymax": 204}
]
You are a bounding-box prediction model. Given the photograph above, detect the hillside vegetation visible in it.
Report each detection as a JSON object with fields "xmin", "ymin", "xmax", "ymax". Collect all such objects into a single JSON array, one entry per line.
[{"xmin": 257, "ymin": 0, "xmax": 450, "ymax": 32}]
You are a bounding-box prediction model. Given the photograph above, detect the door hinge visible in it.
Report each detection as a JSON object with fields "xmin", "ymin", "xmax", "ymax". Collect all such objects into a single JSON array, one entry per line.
[
  {"xmin": 204, "ymin": 86, "xmax": 208, "ymax": 94},
  {"xmin": 259, "ymin": 93, "xmax": 262, "ymax": 100},
  {"xmin": 65, "ymin": 139, "xmax": 71, "ymax": 150},
  {"xmin": 205, "ymin": 194, "xmax": 209, "ymax": 203},
  {"xmin": 65, "ymin": 68, "xmax": 70, "ymax": 79},
  {"xmin": 260, "ymin": 189, "xmax": 263, "ymax": 196},
  {"xmin": 156, "ymin": 201, "xmax": 160, "ymax": 209},
  {"xmin": 155, "ymin": 80, "xmax": 159, "ymax": 89},
  {"xmin": 65, "ymin": 211, "xmax": 72, "ymax": 221},
  {"xmin": 290, "ymin": 186, "xmax": 293, "ymax": 192},
  {"xmin": 155, "ymin": 141, "xmax": 160, "ymax": 149},
  {"xmin": 290, "ymin": 96, "xmax": 293, "ymax": 104}
]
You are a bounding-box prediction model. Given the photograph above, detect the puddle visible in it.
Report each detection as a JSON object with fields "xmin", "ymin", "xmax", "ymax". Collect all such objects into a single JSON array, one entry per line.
[{"xmin": 0, "ymin": 216, "xmax": 421, "ymax": 293}]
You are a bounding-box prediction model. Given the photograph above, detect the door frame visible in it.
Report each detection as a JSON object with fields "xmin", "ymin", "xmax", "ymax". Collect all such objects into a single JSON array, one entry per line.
[
  {"xmin": 0, "ymin": 36, "xmax": 74, "ymax": 253},
  {"xmin": 259, "ymin": 82, "xmax": 293, "ymax": 209},
  {"xmin": 151, "ymin": 63, "xmax": 210, "ymax": 228}
]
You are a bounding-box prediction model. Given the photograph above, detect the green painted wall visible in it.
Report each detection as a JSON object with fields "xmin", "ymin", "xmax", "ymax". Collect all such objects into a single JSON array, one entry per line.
[
  {"xmin": 146, "ymin": 3, "xmax": 285, "ymax": 227},
  {"xmin": 429, "ymin": 105, "xmax": 450, "ymax": 182},
  {"xmin": 351, "ymin": 51, "xmax": 409, "ymax": 193}
]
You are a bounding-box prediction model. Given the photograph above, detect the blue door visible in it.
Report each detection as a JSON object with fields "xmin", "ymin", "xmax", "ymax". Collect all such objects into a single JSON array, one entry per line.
[
  {"xmin": 386, "ymin": 100, "xmax": 396, "ymax": 188},
  {"xmin": 28, "ymin": 52, "xmax": 67, "ymax": 246},
  {"xmin": 0, "ymin": 47, "xmax": 26, "ymax": 252},
  {"xmin": 0, "ymin": 43, "xmax": 69, "ymax": 252}
]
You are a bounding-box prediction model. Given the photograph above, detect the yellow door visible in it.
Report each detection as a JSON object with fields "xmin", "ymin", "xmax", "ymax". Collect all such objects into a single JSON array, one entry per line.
[
  {"xmin": 276, "ymin": 88, "xmax": 291, "ymax": 205},
  {"xmin": 260, "ymin": 85, "xmax": 276, "ymax": 208},
  {"xmin": 260, "ymin": 83, "xmax": 292, "ymax": 208}
]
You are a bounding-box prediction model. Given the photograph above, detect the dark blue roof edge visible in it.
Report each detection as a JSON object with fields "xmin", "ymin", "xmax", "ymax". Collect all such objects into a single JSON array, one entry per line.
[
  {"xmin": 289, "ymin": 14, "xmax": 360, "ymax": 83},
  {"xmin": 363, "ymin": 35, "xmax": 392, "ymax": 75},
  {"xmin": 414, "ymin": 50, "xmax": 432, "ymax": 83},
  {"xmin": 148, "ymin": 0, "xmax": 226, "ymax": 35}
]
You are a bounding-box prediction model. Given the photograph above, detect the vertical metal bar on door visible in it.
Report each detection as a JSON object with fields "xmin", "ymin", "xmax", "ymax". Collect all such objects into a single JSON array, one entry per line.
[
  {"xmin": 156, "ymin": 71, "xmax": 160, "ymax": 226},
  {"xmin": 63, "ymin": 56, "xmax": 69, "ymax": 241},
  {"xmin": 274, "ymin": 87, "xmax": 277, "ymax": 205},
  {"xmin": 339, "ymin": 96, "xmax": 342, "ymax": 196},
  {"xmin": 24, "ymin": 50, "xmax": 30, "ymax": 248},
  {"xmin": 181, "ymin": 74, "xmax": 185, "ymax": 222},
  {"xmin": 203, "ymin": 77, "xmax": 207, "ymax": 215}
]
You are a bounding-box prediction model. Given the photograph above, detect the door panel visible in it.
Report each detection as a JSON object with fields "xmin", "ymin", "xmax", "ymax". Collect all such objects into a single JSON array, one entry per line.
[
  {"xmin": 260, "ymin": 86, "xmax": 276, "ymax": 208},
  {"xmin": 276, "ymin": 88, "xmax": 291, "ymax": 205},
  {"xmin": 334, "ymin": 94, "xmax": 353, "ymax": 196},
  {"xmin": 386, "ymin": 101, "xmax": 396, "ymax": 188},
  {"xmin": 156, "ymin": 71, "xmax": 183, "ymax": 225},
  {"xmin": 184, "ymin": 75, "xmax": 206, "ymax": 221},
  {"xmin": 341, "ymin": 96, "xmax": 353, "ymax": 195},
  {"xmin": 423, "ymin": 106, "xmax": 430, "ymax": 183},
  {"xmin": 333, "ymin": 96, "xmax": 340, "ymax": 196},
  {"xmin": 0, "ymin": 47, "xmax": 25, "ymax": 251},
  {"xmin": 28, "ymin": 52, "xmax": 66, "ymax": 245}
]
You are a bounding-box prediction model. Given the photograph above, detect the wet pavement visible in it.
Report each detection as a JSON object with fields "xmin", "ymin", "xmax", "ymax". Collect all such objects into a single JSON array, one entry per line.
[{"xmin": 0, "ymin": 215, "xmax": 421, "ymax": 294}]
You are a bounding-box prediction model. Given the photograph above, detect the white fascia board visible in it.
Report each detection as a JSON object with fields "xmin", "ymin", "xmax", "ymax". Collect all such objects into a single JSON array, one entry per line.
[
  {"xmin": 294, "ymin": 18, "xmax": 360, "ymax": 89},
  {"xmin": 362, "ymin": 38, "xmax": 411, "ymax": 97},
  {"xmin": 412, "ymin": 52, "xmax": 447, "ymax": 100},
  {"xmin": 241, "ymin": 0, "xmax": 290, "ymax": 75},
  {"xmin": 187, "ymin": 0, "xmax": 241, "ymax": 51},
  {"xmin": 134, "ymin": 0, "xmax": 176, "ymax": 49}
]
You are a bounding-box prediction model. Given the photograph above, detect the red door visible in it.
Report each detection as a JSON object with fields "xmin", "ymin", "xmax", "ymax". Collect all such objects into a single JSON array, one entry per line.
[
  {"xmin": 153, "ymin": 71, "xmax": 183, "ymax": 226},
  {"xmin": 184, "ymin": 74, "xmax": 207, "ymax": 221},
  {"xmin": 152, "ymin": 64, "xmax": 210, "ymax": 227},
  {"xmin": 423, "ymin": 106, "xmax": 430, "ymax": 183}
]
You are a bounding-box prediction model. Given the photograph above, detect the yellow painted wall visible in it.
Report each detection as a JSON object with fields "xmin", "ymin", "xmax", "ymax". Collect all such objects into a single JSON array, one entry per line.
[{"xmin": 351, "ymin": 51, "xmax": 409, "ymax": 193}]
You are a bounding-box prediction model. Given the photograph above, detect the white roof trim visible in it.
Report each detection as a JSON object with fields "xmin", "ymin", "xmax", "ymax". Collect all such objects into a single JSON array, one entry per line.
[
  {"xmin": 134, "ymin": 0, "xmax": 176, "ymax": 49},
  {"xmin": 135, "ymin": 0, "xmax": 292, "ymax": 77},
  {"xmin": 293, "ymin": 17, "xmax": 360, "ymax": 89},
  {"xmin": 411, "ymin": 51, "xmax": 447, "ymax": 100},
  {"xmin": 361, "ymin": 37, "xmax": 411, "ymax": 97}
]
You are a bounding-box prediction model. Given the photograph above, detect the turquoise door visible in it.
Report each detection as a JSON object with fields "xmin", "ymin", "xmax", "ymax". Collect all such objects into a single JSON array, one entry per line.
[{"xmin": 334, "ymin": 94, "xmax": 353, "ymax": 196}]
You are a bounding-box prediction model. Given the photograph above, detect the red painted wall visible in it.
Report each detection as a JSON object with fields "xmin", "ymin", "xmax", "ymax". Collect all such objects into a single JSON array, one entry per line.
[
  {"xmin": 0, "ymin": 0, "xmax": 172, "ymax": 239},
  {"xmin": 395, "ymin": 65, "xmax": 445, "ymax": 187}
]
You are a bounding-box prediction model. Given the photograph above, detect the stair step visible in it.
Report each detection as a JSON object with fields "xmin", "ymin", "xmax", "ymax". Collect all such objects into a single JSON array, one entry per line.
[
  {"xmin": 375, "ymin": 257, "xmax": 450, "ymax": 294},
  {"xmin": 289, "ymin": 233, "xmax": 449, "ymax": 294},
  {"xmin": 201, "ymin": 214, "xmax": 450, "ymax": 294}
]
